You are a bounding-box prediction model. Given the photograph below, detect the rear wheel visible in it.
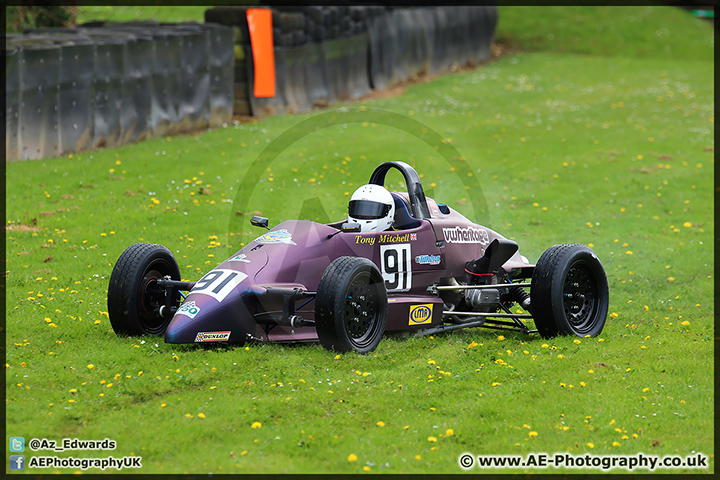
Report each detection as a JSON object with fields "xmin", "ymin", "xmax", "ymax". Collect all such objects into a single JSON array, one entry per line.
[
  {"xmin": 530, "ymin": 244, "xmax": 609, "ymax": 338},
  {"xmin": 315, "ymin": 256, "xmax": 387, "ymax": 353},
  {"xmin": 108, "ymin": 243, "xmax": 181, "ymax": 336}
]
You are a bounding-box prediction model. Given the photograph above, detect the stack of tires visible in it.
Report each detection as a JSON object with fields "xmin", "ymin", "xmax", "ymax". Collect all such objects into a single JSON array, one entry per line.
[{"xmin": 269, "ymin": 6, "xmax": 385, "ymax": 45}]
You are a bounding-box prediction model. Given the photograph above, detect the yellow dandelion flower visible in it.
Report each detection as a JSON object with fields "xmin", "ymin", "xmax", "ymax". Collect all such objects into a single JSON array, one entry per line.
[
  {"xmin": 529, "ymin": 431, "xmax": 538, "ymax": 438},
  {"xmin": 347, "ymin": 454, "xmax": 358, "ymax": 462},
  {"xmin": 251, "ymin": 421, "xmax": 262, "ymax": 429},
  {"xmin": 587, "ymin": 443, "xmax": 595, "ymax": 448},
  {"xmin": 198, "ymin": 413, "xmax": 206, "ymax": 419},
  {"xmin": 446, "ymin": 429, "xmax": 454, "ymax": 436},
  {"xmin": 376, "ymin": 421, "xmax": 385, "ymax": 427},
  {"xmin": 427, "ymin": 436, "xmax": 437, "ymax": 442}
]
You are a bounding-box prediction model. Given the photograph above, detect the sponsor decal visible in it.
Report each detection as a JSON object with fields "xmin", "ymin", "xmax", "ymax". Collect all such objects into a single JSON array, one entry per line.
[
  {"xmin": 379, "ymin": 232, "xmax": 415, "ymax": 243},
  {"xmin": 415, "ymin": 254, "xmax": 441, "ymax": 265},
  {"xmin": 253, "ymin": 229, "xmax": 297, "ymax": 245},
  {"xmin": 194, "ymin": 331, "xmax": 231, "ymax": 342},
  {"xmin": 354, "ymin": 235, "xmax": 375, "ymax": 246},
  {"xmin": 409, "ymin": 304, "xmax": 433, "ymax": 325},
  {"xmin": 410, "ymin": 233, "xmax": 417, "ymax": 241},
  {"xmin": 176, "ymin": 300, "xmax": 200, "ymax": 319},
  {"xmin": 442, "ymin": 226, "xmax": 490, "ymax": 245},
  {"xmin": 230, "ymin": 254, "xmax": 251, "ymax": 263}
]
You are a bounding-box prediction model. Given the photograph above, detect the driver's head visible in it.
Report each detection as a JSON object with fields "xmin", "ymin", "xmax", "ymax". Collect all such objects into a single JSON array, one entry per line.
[{"xmin": 348, "ymin": 184, "xmax": 395, "ymax": 233}]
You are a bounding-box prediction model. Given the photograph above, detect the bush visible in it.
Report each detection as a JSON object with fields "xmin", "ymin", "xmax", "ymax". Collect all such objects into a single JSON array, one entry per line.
[{"xmin": 6, "ymin": 5, "xmax": 77, "ymax": 33}]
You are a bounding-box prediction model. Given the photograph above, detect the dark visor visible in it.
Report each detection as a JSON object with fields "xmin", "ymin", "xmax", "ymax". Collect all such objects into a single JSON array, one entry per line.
[{"xmin": 349, "ymin": 200, "xmax": 391, "ymax": 219}]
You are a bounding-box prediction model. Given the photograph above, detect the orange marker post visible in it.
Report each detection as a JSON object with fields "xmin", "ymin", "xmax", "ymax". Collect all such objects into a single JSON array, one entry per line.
[{"xmin": 246, "ymin": 8, "xmax": 276, "ymax": 98}]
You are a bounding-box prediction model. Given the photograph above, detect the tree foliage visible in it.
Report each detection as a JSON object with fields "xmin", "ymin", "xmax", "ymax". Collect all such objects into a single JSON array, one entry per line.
[{"xmin": 7, "ymin": 5, "xmax": 77, "ymax": 33}]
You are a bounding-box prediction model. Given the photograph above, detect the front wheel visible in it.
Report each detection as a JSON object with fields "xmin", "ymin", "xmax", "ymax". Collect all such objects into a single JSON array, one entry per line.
[
  {"xmin": 530, "ymin": 244, "xmax": 609, "ymax": 338},
  {"xmin": 315, "ymin": 256, "xmax": 388, "ymax": 353},
  {"xmin": 108, "ymin": 243, "xmax": 181, "ymax": 336}
]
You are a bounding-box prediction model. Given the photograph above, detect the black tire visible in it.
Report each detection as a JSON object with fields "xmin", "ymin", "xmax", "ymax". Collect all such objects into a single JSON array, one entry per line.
[
  {"xmin": 530, "ymin": 244, "xmax": 609, "ymax": 338},
  {"xmin": 315, "ymin": 256, "xmax": 388, "ymax": 353},
  {"xmin": 107, "ymin": 243, "xmax": 181, "ymax": 336}
]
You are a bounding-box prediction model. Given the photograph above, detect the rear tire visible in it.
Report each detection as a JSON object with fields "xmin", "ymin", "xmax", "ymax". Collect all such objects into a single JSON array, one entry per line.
[
  {"xmin": 108, "ymin": 243, "xmax": 181, "ymax": 336},
  {"xmin": 315, "ymin": 256, "xmax": 387, "ymax": 353},
  {"xmin": 530, "ymin": 244, "xmax": 609, "ymax": 338}
]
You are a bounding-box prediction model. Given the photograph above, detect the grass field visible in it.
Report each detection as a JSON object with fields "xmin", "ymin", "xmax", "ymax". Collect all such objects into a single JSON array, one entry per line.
[{"xmin": 5, "ymin": 6, "xmax": 714, "ymax": 475}]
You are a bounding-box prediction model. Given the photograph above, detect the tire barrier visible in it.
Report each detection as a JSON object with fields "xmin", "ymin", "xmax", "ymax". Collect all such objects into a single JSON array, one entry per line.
[
  {"xmin": 206, "ymin": 5, "xmax": 496, "ymax": 117},
  {"xmin": 246, "ymin": 33, "xmax": 371, "ymax": 116},
  {"xmin": 5, "ymin": 6, "xmax": 496, "ymax": 160},
  {"xmin": 369, "ymin": 6, "xmax": 497, "ymax": 90},
  {"xmin": 5, "ymin": 22, "xmax": 234, "ymax": 161}
]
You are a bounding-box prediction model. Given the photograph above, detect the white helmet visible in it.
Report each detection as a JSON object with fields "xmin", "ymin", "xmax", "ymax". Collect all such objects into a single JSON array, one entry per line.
[{"xmin": 348, "ymin": 184, "xmax": 395, "ymax": 233}]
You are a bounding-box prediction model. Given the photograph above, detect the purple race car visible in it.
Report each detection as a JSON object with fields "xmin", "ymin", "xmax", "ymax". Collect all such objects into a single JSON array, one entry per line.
[{"xmin": 108, "ymin": 161, "xmax": 609, "ymax": 353}]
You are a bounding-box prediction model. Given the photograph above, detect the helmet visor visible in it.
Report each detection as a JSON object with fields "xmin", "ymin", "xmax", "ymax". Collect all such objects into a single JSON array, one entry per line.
[{"xmin": 349, "ymin": 200, "xmax": 391, "ymax": 219}]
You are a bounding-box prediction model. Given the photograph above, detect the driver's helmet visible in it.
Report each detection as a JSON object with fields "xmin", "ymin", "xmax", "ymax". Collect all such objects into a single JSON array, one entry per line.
[{"xmin": 348, "ymin": 184, "xmax": 395, "ymax": 233}]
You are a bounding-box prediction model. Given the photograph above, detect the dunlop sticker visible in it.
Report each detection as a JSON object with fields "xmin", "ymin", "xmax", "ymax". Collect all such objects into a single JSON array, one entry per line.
[{"xmin": 194, "ymin": 331, "xmax": 231, "ymax": 342}]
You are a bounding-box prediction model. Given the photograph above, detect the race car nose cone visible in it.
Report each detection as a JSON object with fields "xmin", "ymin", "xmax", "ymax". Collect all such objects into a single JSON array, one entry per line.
[
  {"xmin": 164, "ymin": 314, "xmax": 200, "ymax": 344},
  {"xmin": 164, "ymin": 293, "xmax": 255, "ymax": 345}
]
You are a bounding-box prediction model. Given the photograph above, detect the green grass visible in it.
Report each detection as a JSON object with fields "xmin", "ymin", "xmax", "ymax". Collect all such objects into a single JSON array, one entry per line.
[
  {"xmin": 495, "ymin": 5, "xmax": 713, "ymax": 61},
  {"xmin": 75, "ymin": 6, "xmax": 209, "ymax": 25},
  {"xmin": 6, "ymin": 5, "xmax": 714, "ymax": 475}
]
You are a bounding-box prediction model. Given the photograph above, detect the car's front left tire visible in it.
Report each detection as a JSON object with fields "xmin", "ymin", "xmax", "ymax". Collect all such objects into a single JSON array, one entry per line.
[
  {"xmin": 315, "ymin": 256, "xmax": 388, "ymax": 354},
  {"xmin": 530, "ymin": 244, "xmax": 609, "ymax": 338}
]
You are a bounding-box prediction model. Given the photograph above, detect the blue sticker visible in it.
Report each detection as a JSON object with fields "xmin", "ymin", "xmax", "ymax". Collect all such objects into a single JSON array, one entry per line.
[
  {"xmin": 415, "ymin": 254, "xmax": 441, "ymax": 265},
  {"xmin": 254, "ymin": 229, "xmax": 297, "ymax": 245}
]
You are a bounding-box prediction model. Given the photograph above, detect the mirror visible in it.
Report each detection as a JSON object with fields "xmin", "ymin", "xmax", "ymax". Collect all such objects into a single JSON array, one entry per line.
[
  {"xmin": 341, "ymin": 222, "xmax": 361, "ymax": 233},
  {"xmin": 250, "ymin": 216, "xmax": 270, "ymax": 230}
]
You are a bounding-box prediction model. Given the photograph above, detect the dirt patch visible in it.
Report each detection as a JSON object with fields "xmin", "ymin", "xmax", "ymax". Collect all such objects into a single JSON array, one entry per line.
[{"xmin": 6, "ymin": 224, "xmax": 41, "ymax": 232}]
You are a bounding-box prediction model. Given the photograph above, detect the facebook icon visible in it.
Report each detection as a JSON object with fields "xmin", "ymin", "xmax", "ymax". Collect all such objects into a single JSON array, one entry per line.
[{"xmin": 10, "ymin": 455, "xmax": 25, "ymax": 470}]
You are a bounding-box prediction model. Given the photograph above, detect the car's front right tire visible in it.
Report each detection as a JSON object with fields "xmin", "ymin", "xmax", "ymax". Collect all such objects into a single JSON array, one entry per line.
[{"xmin": 108, "ymin": 243, "xmax": 181, "ymax": 336}]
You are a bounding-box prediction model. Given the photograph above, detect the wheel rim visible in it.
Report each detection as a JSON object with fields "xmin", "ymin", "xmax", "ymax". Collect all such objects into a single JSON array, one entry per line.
[
  {"xmin": 138, "ymin": 260, "xmax": 176, "ymax": 334},
  {"xmin": 342, "ymin": 272, "xmax": 381, "ymax": 349},
  {"xmin": 562, "ymin": 262, "xmax": 599, "ymax": 335}
]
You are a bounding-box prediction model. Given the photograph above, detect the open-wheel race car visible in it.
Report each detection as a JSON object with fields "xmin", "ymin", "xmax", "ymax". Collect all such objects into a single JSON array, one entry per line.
[{"xmin": 108, "ymin": 161, "xmax": 609, "ymax": 353}]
